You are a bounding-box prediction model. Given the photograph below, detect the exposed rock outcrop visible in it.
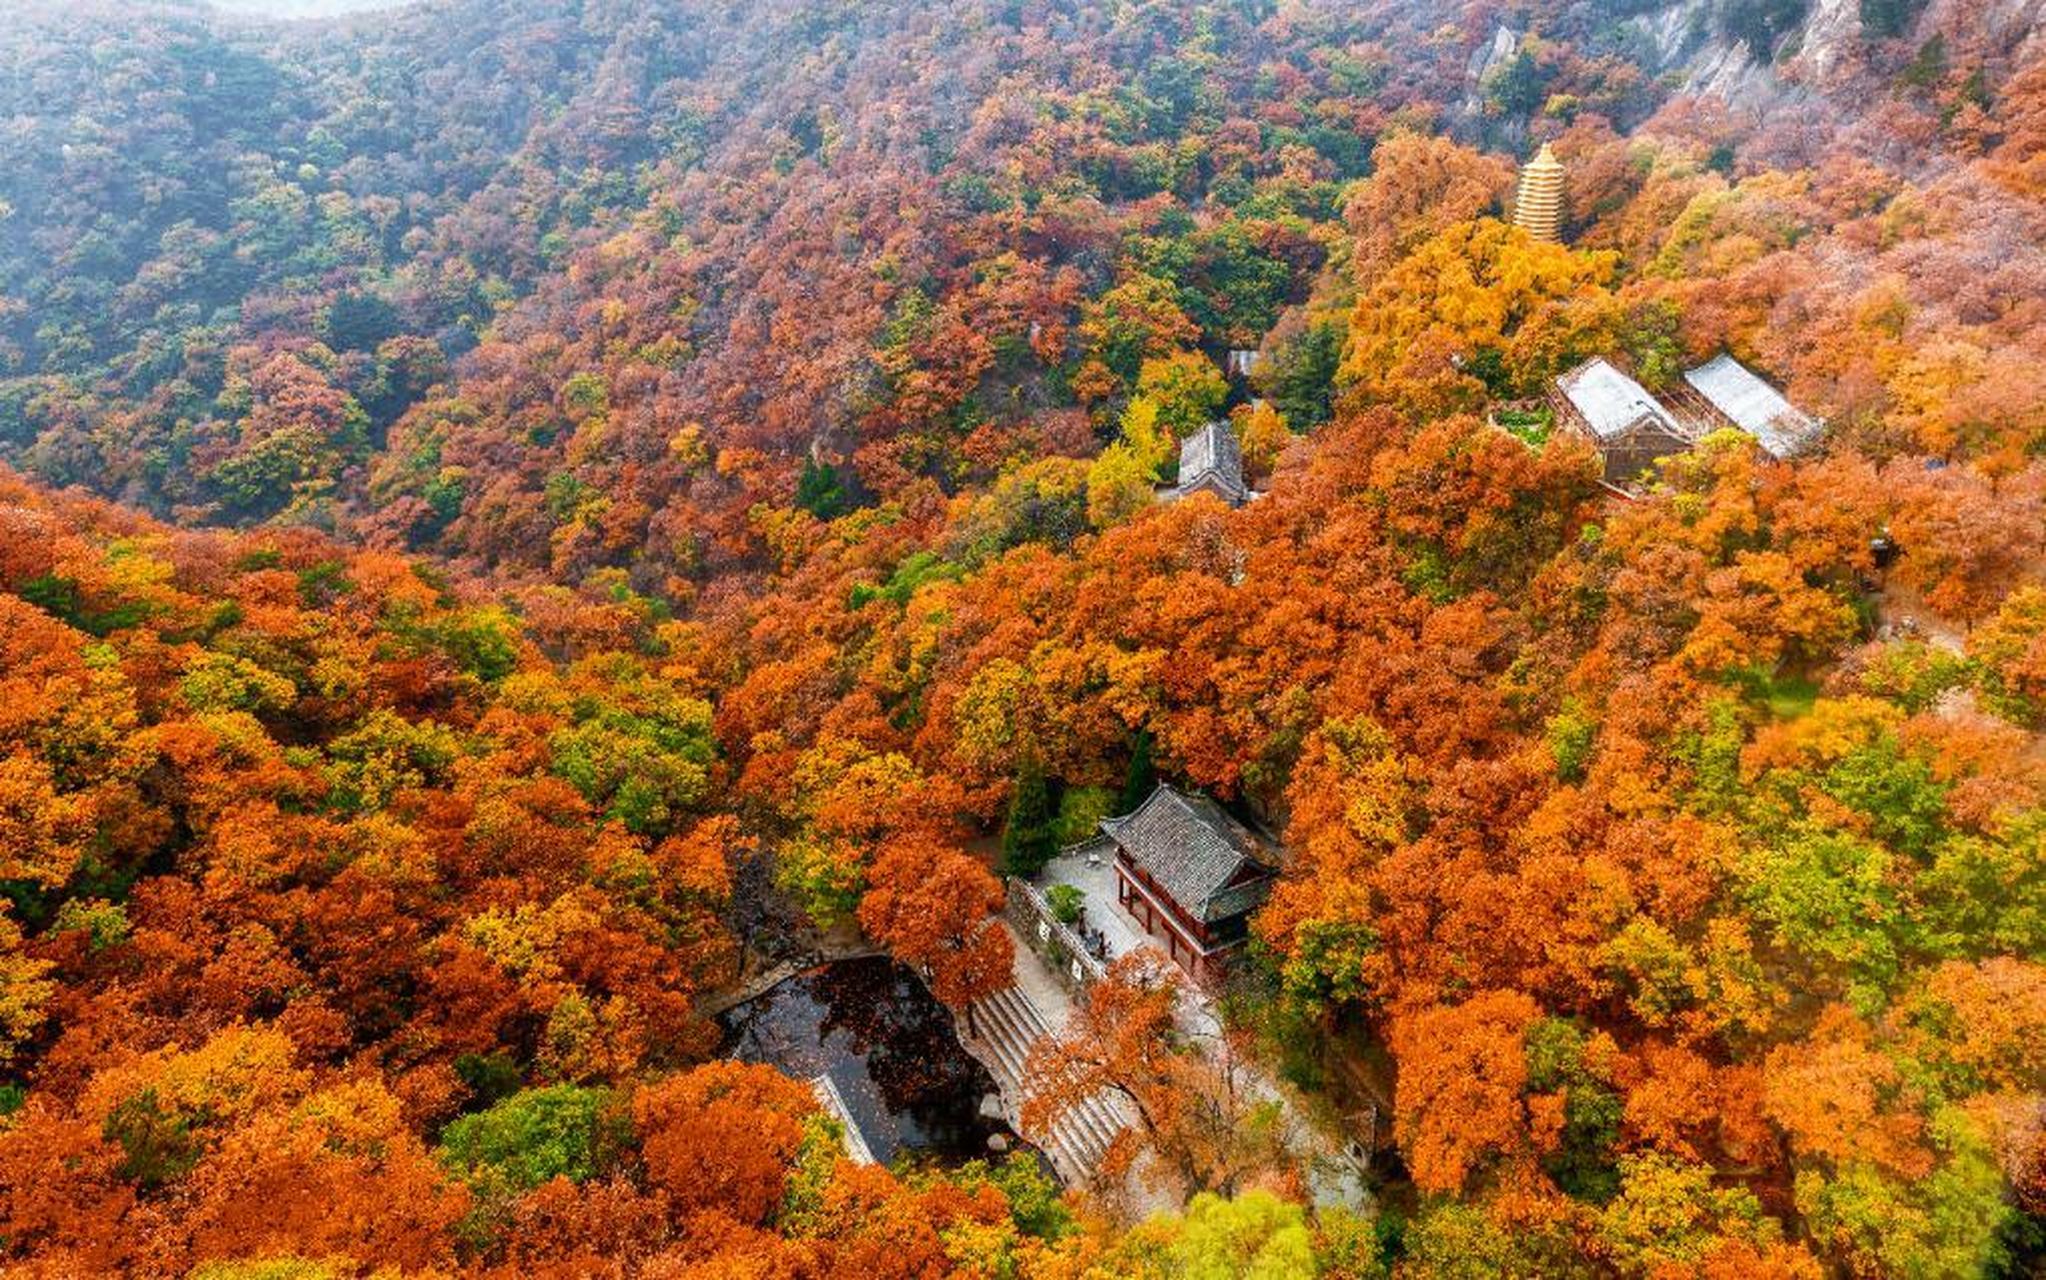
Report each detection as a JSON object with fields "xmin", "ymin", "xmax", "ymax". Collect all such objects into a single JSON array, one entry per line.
[{"xmin": 1453, "ymin": 0, "xmax": 2043, "ymax": 129}]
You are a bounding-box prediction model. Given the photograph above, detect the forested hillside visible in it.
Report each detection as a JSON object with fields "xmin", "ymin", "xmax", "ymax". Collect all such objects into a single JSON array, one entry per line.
[{"xmin": 0, "ymin": 0, "xmax": 2043, "ymax": 1275}]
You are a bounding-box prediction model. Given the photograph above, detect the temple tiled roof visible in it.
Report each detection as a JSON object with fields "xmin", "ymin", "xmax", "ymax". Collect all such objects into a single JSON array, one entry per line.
[
  {"xmin": 1163, "ymin": 421, "xmax": 1250, "ymax": 506},
  {"xmin": 1101, "ymin": 785, "xmax": 1275, "ymax": 922}
]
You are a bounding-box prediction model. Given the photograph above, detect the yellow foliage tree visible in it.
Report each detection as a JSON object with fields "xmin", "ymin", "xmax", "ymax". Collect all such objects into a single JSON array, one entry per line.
[{"xmin": 1341, "ymin": 219, "xmax": 1622, "ymax": 417}]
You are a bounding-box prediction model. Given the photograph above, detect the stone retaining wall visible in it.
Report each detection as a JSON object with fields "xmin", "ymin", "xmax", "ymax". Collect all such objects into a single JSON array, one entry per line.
[{"xmin": 1004, "ymin": 876, "xmax": 1105, "ymax": 1001}]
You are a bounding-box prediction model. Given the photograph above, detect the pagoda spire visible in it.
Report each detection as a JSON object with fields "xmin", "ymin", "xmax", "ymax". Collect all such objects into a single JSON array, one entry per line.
[{"xmin": 1513, "ymin": 143, "xmax": 1566, "ymax": 245}]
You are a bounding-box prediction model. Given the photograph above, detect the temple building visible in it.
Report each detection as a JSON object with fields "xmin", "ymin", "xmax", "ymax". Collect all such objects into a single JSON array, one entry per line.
[
  {"xmin": 1160, "ymin": 420, "xmax": 1254, "ymax": 508},
  {"xmin": 1553, "ymin": 357, "xmax": 1693, "ymax": 487},
  {"xmin": 1680, "ymin": 354, "xmax": 1824, "ymax": 459},
  {"xmin": 1513, "ymin": 143, "xmax": 1566, "ymax": 244},
  {"xmin": 1099, "ymin": 785, "xmax": 1278, "ymax": 985}
]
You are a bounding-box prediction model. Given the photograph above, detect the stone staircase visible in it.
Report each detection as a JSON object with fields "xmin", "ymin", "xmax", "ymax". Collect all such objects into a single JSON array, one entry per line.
[{"xmin": 967, "ymin": 984, "xmax": 1131, "ymax": 1185}]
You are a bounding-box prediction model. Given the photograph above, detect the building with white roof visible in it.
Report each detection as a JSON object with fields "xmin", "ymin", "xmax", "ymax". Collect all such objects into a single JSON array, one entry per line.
[
  {"xmin": 1681, "ymin": 354, "xmax": 1823, "ymax": 459},
  {"xmin": 1551, "ymin": 357, "xmax": 1693, "ymax": 487}
]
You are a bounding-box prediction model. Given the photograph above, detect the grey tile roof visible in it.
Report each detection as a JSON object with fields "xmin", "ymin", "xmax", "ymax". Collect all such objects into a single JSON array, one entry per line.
[
  {"xmin": 1556, "ymin": 358, "xmax": 1685, "ymax": 443},
  {"xmin": 1684, "ymin": 354, "xmax": 1823, "ymax": 458},
  {"xmin": 1164, "ymin": 421, "xmax": 1250, "ymax": 506},
  {"xmin": 1101, "ymin": 784, "xmax": 1275, "ymax": 922}
]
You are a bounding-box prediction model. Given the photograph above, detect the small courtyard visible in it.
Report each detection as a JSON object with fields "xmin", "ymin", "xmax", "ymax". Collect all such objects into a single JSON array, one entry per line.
[
  {"xmin": 1034, "ymin": 844, "xmax": 1153, "ymax": 970},
  {"xmin": 993, "ymin": 786, "xmax": 1373, "ymax": 1211}
]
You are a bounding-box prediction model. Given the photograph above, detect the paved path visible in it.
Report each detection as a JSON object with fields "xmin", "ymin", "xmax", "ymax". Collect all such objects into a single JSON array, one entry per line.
[{"xmin": 808, "ymin": 1074, "xmax": 879, "ymax": 1165}]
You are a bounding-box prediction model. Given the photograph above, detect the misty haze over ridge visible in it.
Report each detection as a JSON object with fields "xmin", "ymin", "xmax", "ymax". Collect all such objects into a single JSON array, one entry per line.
[{"xmin": 206, "ymin": 0, "xmax": 410, "ymax": 16}]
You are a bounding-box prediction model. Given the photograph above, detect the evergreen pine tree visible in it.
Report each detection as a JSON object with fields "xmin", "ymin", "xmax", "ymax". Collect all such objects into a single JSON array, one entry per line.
[
  {"xmin": 1858, "ymin": 0, "xmax": 1925, "ymax": 38},
  {"xmin": 1118, "ymin": 729, "xmax": 1158, "ymax": 814},
  {"xmin": 1002, "ymin": 752, "xmax": 1059, "ymax": 877},
  {"xmin": 794, "ymin": 457, "xmax": 848, "ymax": 519}
]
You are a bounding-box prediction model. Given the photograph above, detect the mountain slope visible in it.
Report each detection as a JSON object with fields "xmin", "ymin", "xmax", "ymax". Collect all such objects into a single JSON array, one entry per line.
[
  {"xmin": 0, "ymin": 1, "xmax": 2043, "ymax": 1277},
  {"xmin": 3, "ymin": 0, "xmax": 2034, "ymax": 550}
]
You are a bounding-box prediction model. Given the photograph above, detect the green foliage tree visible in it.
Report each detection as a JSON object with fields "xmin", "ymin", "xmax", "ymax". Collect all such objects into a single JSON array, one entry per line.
[
  {"xmin": 1003, "ymin": 753, "xmax": 1060, "ymax": 877},
  {"xmin": 1137, "ymin": 351, "xmax": 1230, "ymax": 439},
  {"xmin": 935, "ymin": 1152, "xmax": 1075, "ymax": 1240},
  {"xmin": 1595, "ymin": 1154, "xmax": 1785, "ymax": 1274},
  {"xmin": 1262, "ymin": 319, "xmax": 1344, "ymax": 431},
  {"xmin": 1485, "ymin": 50, "xmax": 1549, "ymax": 117},
  {"xmin": 1087, "ymin": 440, "xmax": 1158, "ymax": 530},
  {"xmin": 453, "ymin": 1052, "xmax": 524, "ymax": 1112},
  {"xmin": 1397, "ymin": 1200, "xmax": 1593, "ymax": 1280},
  {"xmin": 1120, "ymin": 1190, "xmax": 1318, "ymax": 1280},
  {"xmin": 436, "ymin": 1085, "xmax": 626, "ymax": 1197},
  {"xmin": 548, "ymin": 660, "xmax": 717, "ymax": 837},
  {"xmin": 1045, "ymin": 884, "xmax": 1085, "ymax": 924},
  {"xmin": 1903, "ymin": 33, "xmax": 1948, "ymax": 86},
  {"xmin": 1119, "ymin": 730, "xmax": 1159, "ymax": 813},
  {"xmin": 1274, "ymin": 918, "xmax": 1380, "ymax": 1017},
  {"xmin": 1075, "ymin": 273, "xmax": 1200, "ymax": 399},
  {"xmin": 317, "ymin": 290, "xmax": 400, "ymax": 352},
  {"xmin": 795, "ymin": 457, "xmax": 850, "ymax": 520},
  {"xmin": 1053, "ymin": 786, "xmax": 1116, "ymax": 845},
  {"xmin": 103, "ymin": 1088, "xmax": 206, "ymax": 1190},
  {"xmin": 1794, "ymin": 1110, "xmax": 2024, "ymax": 1279},
  {"xmin": 1524, "ymin": 1018, "xmax": 1621, "ymax": 1202},
  {"xmin": 1860, "ymin": 0, "xmax": 1928, "ymax": 41},
  {"xmin": 1545, "ymin": 699, "xmax": 1597, "ymax": 784},
  {"xmin": 1129, "ymin": 217, "xmax": 1302, "ymax": 346},
  {"xmin": 324, "ymin": 709, "xmax": 464, "ymax": 813}
]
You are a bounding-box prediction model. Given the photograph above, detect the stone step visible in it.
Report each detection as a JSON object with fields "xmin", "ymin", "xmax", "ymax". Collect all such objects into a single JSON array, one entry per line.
[
  {"xmin": 988, "ymin": 990, "xmax": 1050, "ymax": 1072},
  {"xmin": 1008, "ymin": 1018, "xmax": 1128, "ymax": 1164},
  {"xmin": 971, "ymin": 991, "xmax": 1033, "ymax": 1082},
  {"xmin": 971, "ymin": 988, "xmax": 1124, "ymax": 1166},
  {"xmin": 1054, "ymin": 1091, "xmax": 1123, "ymax": 1165},
  {"xmin": 966, "ymin": 1007, "xmax": 1105, "ymax": 1178},
  {"xmin": 962, "ymin": 981, "xmax": 1141, "ymax": 1181}
]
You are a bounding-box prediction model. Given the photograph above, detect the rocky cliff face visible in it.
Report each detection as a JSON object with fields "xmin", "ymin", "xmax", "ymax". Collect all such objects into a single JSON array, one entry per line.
[
  {"xmin": 1927, "ymin": 0, "xmax": 2046, "ymax": 65},
  {"xmin": 1640, "ymin": 0, "xmax": 1804, "ymax": 102},
  {"xmin": 1459, "ymin": 0, "xmax": 2043, "ymax": 134},
  {"xmin": 1793, "ymin": 0, "xmax": 2046, "ymax": 86},
  {"xmin": 1457, "ymin": 1, "xmax": 1812, "ymax": 140},
  {"xmin": 1796, "ymin": 0, "xmax": 1877, "ymax": 85}
]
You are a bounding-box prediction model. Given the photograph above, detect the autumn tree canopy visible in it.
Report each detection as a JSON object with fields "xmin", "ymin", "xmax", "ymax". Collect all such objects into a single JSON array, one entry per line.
[{"xmin": 0, "ymin": 0, "xmax": 2044, "ymax": 1274}]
